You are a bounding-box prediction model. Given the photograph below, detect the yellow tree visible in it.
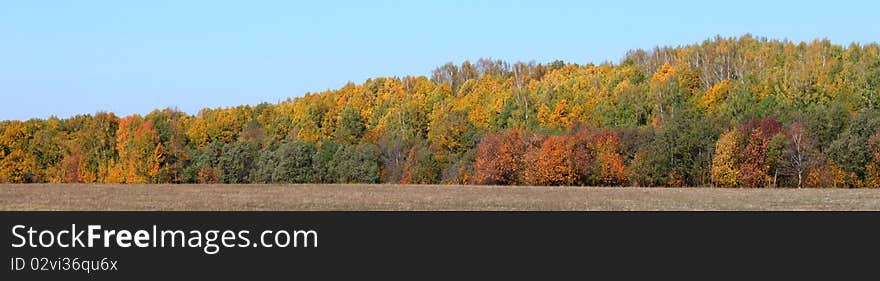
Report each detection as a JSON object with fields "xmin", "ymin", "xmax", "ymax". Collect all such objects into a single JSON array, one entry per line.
[
  {"xmin": 115, "ymin": 115, "xmax": 160, "ymax": 183},
  {"xmin": 537, "ymin": 104, "xmax": 552, "ymax": 127},
  {"xmin": 701, "ymin": 79, "xmax": 732, "ymax": 113},
  {"xmin": 650, "ymin": 62, "xmax": 677, "ymax": 121},
  {"xmin": 711, "ymin": 130, "xmax": 740, "ymax": 187},
  {"xmin": 0, "ymin": 150, "xmax": 36, "ymax": 183},
  {"xmin": 427, "ymin": 104, "xmax": 471, "ymax": 159},
  {"xmin": 548, "ymin": 99, "xmax": 572, "ymax": 130}
]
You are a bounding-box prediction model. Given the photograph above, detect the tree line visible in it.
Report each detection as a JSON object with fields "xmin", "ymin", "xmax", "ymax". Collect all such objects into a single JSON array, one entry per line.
[{"xmin": 2, "ymin": 35, "xmax": 880, "ymax": 187}]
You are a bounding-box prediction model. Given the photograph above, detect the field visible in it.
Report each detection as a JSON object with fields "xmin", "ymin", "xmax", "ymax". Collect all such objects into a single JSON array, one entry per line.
[{"xmin": 1, "ymin": 184, "xmax": 879, "ymax": 211}]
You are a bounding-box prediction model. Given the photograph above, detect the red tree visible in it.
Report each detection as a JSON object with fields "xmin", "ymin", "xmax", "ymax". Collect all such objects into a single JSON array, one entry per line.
[{"xmin": 738, "ymin": 118, "xmax": 782, "ymax": 187}]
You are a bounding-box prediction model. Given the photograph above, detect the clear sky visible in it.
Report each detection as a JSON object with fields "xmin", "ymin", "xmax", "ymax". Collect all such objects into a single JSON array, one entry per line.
[{"xmin": 1, "ymin": 0, "xmax": 878, "ymax": 120}]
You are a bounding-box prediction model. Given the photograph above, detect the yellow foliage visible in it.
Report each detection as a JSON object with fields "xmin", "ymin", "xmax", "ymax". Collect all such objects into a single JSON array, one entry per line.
[
  {"xmin": 805, "ymin": 160, "xmax": 847, "ymax": 188},
  {"xmin": 711, "ymin": 130, "xmax": 740, "ymax": 187},
  {"xmin": 104, "ymin": 159, "xmax": 125, "ymax": 184},
  {"xmin": 0, "ymin": 150, "xmax": 35, "ymax": 183},
  {"xmin": 549, "ymin": 99, "xmax": 571, "ymax": 129},
  {"xmin": 867, "ymin": 163, "xmax": 880, "ymax": 188},
  {"xmin": 537, "ymin": 104, "xmax": 551, "ymax": 127},
  {"xmin": 702, "ymin": 80, "xmax": 732, "ymax": 112},
  {"xmin": 651, "ymin": 62, "xmax": 676, "ymax": 83},
  {"xmin": 186, "ymin": 118, "xmax": 208, "ymax": 147},
  {"xmin": 569, "ymin": 104, "xmax": 584, "ymax": 124}
]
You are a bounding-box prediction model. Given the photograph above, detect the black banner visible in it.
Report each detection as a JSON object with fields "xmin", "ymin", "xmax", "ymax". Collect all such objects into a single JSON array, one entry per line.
[{"xmin": 1, "ymin": 212, "xmax": 878, "ymax": 280}]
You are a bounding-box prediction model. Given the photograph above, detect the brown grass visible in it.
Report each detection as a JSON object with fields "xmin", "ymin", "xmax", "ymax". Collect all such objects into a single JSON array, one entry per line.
[{"xmin": 0, "ymin": 184, "xmax": 878, "ymax": 211}]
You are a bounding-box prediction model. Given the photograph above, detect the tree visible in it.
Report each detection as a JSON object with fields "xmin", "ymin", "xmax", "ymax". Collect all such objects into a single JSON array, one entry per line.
[
  {"xmin": 216, "ymin": 141, "xmax": 259, "ymax": 184},
  {"xmin": 473, "ymin": 129, "xmax": 535, "ymax": 185},
  {"xmin": 702, "ymin": 80, "xmax": 732, "ymax": 113},
  {"xmin": 250, "ymin": 142, "xmax": 279, "ymax": 183},
  {"xmin": 145, "ymin": 109, "xmax": 191, "ymax": 183},
  {"xmin": 765, "ymin": 133, "xmax": 788, "ymax": 187},
  {"xmin": 649, "ymin": 105, "xmax": 719, "ymax": 186},
  {"xmin": 56, "ymin": 140, "xmax": 83, "ymax": 183},
  {"xmin": 273, "ymin": 141, "xmax": 317, "ymax": 183},
  {"xmin": 334, "ymin": 143, "xmax": 380, "ymax": 183},
  {"xmin": 427, "ymin": 106, "xmax": 475, "ymax": 158},
  {"xmin": 377, "ymin": 136, "xmax": 407, "ymax": 183},
  {"xmin": 251, "ymin": 141, "xmax": 317, "ymax": 183},
  {"xmin": 311, "ymin": 141, "xmax": 341, "ymax": 183},
  {"xmin": 525, "ymin": 135, "xmax": 578, "ymax": 186},
  {"xmin": 401, "ymin": 144, "xmax": 440, "ymax": 184},
  {"xmin": 115, "ymin": 115, "xmax": 160, "ymax": 183},
  {"xmin": 738, "ymin": 118, "xmax": 782, "ymax": 187},
  {"xmin": 805, "ymin": 158, "xmax": 847, "ymax": 188},
  {"xmin": 71, "ymin": 112, "xmax": 119, "ymax": 183},
  {"xmin": 587, "ymin": 129, "xmax": 627, "ymax": 185},
  {"xmin": 336, "ymin": 108, "xmax": 366, "ymax": 145},
  {"xmin": 198, "ymin": 166, "xmax": 221, "ymax": 184},
  {"xmin": 185, "ymin": 141, "xmax": 224, "ymax": 183},
  {"xmin": 827, "ymin": 111, "xmax": 880, "ymax": 186},
  {"xmin": 0, "ymin": 150, "xmax": 35, "ymax": 183},
  {"xmin": 0, "ymin": 121, "xmax": 39, "ymax": 183},
  {"xmin": 711, "ymin": 130, "xmax": 740, "ymax": 187},
  {"xmin": 783, "ymin": 123, "xmax": 817, "ymax": 188},
  {"xmin": 866, "ymin": 132, "xmax": 880, "ymax": 188}
]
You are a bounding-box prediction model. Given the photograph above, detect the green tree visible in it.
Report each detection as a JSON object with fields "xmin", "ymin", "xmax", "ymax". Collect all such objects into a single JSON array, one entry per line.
[
  {"xmin": 334, "ymin": 143, "xmax": 380, "ymax": 183},
  {"xmin": 336, "ymin": 108, "xmax": 366, "ymax": 145},
  {"xmin": 827, "ymin": 111, "xmax": 880, "ymax": 186},
  {"xmin": 217, "ymin": 141, "xmax": 259, "ymax": 184}
]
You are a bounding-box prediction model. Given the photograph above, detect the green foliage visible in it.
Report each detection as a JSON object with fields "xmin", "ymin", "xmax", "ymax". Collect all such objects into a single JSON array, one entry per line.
[
  {"xmin": 216, "ymin": 141, "xmax": 259, "ymax": 184},
  {"xmin": 401, "ymin": 144, "xmax": 440, "ymax": 184},
  {"xmin": 649, "ymin": 104, "xmax": 720, "ymax": 186},
  {"xmin": 311, "ymin": 141, "xmax": 340, "ymax": 183},
  {"xmin": 336, "ymin": 108, "xmax": 366, "ymax": 145},
  {"xmin": 766, "ymin": 133, "xmax": 789, "ymax": 187},
  {"xmin": 272, "ymin": 141, "xmax": 317, "ymax": 183},
  {"xmin": 827, "ymin": 111, "xmax": 880, "ymax": 183},
  {"xmin": 333, "ymin": 143, "xmax": 380, "ymax": 183}
]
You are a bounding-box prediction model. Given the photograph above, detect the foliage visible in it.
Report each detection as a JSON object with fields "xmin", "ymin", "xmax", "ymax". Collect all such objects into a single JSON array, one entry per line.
[
  {"xmin": 333, "ymin": 143, "xmax": 380, "ymax": 183},
  {"xmin": 3, "ymin": 35, "xmax": 880, "ymax": 188},
  {"xmin": 711, "ymin": 130, "xmax": 740, "ymax": 187}
]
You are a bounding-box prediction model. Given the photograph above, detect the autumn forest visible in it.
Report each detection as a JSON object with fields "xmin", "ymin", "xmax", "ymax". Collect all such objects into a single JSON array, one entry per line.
[{"xmin": 2, "ymin": 35, "xmax": 880, "ymax": 188}]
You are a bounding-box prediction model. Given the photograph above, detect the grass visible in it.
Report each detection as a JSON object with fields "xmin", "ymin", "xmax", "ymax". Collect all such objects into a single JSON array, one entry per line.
[{"xmin": 1, "ymin": 184, "xmax": 879, "ymax": 211}]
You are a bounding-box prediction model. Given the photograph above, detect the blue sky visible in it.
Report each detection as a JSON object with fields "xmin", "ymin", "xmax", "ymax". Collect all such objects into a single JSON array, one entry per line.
[{"xmin": 1, "ymin": 0, "xmax": 878, "ymax": 120}]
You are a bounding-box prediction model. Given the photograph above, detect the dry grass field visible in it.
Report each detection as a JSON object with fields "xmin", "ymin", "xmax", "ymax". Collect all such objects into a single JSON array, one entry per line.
[{"xmin": 1, "ymin": 184, "xmax": 879, "ymax": 211}]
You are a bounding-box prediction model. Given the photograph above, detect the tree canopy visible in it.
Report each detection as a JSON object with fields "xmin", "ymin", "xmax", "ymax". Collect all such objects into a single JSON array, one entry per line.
[{"xmin": 3, "ymin": 35, "xmax": 880, "ymax": 187}]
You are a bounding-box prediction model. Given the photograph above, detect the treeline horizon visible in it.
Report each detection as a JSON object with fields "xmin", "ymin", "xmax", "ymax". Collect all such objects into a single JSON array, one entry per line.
[{"xmin": 2, "ymin": 35, "xmax": 880, "ymax": 187}]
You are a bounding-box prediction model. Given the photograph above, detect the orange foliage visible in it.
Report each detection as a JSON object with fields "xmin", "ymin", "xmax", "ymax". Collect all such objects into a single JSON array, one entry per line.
[
  {"xmin": 580, "ymin": 129, "xmax": 627, "ymax": 185},
  {"xmin": 510, "ymin": 128, "xmax": 627, "ymax": 186},
  {"xmin": 198, "ymin": 166, "xmax": 221, "ymax": 184},
  {"xmin": 525, "ymin": 135, "xmax": 578, "ymax": 186},
  {"xmin": 738, "ymin": 118, "xmax": 782, "ymax": 187},
  {"xmin": 473, "ymin": 129, "xmax": 537, "ymax": 185},
  {"xmin": 651, "ymin": 62, "xmax": 676, "ymax": 83},
  {"xmin": 805, "ymin": 159, "xmax": 847, "ymax": 188},
  {"xmin": 115, "ymin": 115, "xmax": 160, "ymax": 183}
]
